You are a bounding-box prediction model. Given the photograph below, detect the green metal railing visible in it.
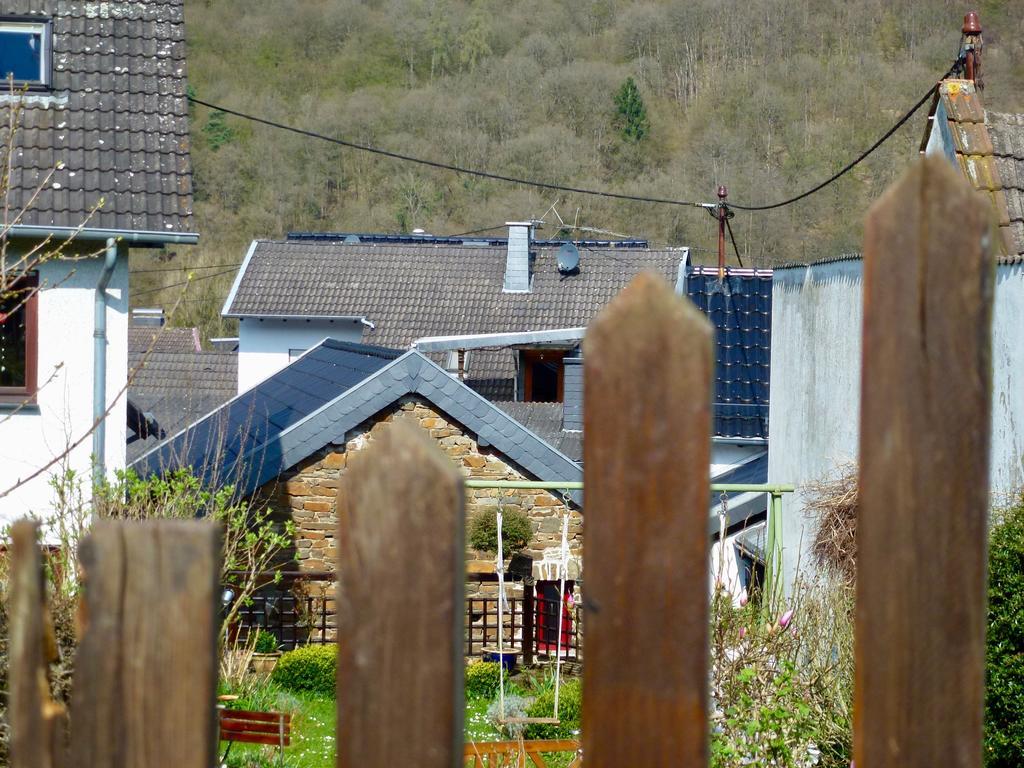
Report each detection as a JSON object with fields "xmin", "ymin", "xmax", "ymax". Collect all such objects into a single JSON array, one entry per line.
[{"xmin": 463, "ymin": 479, "xmax": 795, "ymax": 600}]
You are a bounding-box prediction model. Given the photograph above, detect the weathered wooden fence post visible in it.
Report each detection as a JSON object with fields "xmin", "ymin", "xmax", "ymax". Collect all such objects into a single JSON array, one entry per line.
[
  {"xmin": 582, "ymin": 272, "xmax": 714, "ymax": 767},
  {"xmin": 9, "ymin": 521, "xmax": 67, "ymax": 768},
  {"xmin": 337, "ymin": 418, "xmax": 465, "ymax": 768},
  {"xmin": 856, "ymin": 156, "xmax": 995, "ymax": 767},
  {"xmin": 68, "ymin": 521, "xmax": 220, "ymax": 768}
]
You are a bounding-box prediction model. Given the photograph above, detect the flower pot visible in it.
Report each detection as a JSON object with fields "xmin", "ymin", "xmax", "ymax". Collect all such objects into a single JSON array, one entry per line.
[
  {"xmin": 482, "ymin": 648, "xmax": 519, "ymax": 671},
  {"xmin": 250, "ymin": 651, "xmax": 282, "ymax": 677}
]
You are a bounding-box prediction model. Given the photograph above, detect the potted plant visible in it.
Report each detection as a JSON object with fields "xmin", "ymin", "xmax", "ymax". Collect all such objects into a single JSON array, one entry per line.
[{"xmin": 250, "ymin": 629, "xmax": 282, "ymax": 676}]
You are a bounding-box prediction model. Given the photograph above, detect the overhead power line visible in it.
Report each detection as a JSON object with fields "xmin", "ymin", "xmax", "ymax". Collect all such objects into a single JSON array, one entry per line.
[
  {"xmin": 188, "ymin": 96, "xmax": 704, "ymax": 209},
  {"xmin": 190, "ymin": 56, "xmax": 959, "ymax": 218},
  {"xmin": 729, "ymin": 59, "xmax": 961, "ymax": 211},
  {"xmin": 130, "ymin": 262, "xmax": 242, "ymax": 274},
  {"xmin": 132, "ymin": 267, "xmax": 237, "ymax": 299}
]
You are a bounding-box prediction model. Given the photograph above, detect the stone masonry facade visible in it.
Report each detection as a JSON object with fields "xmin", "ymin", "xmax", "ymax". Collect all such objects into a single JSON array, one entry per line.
[{"xmin": 257, "ymin": 396, "xmax": 583, "ymax": 646}]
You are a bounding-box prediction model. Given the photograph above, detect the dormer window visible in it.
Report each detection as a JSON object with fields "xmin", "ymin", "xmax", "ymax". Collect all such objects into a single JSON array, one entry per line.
[{"xmin": 0, "ymin": 19, "xmax": 52, "ymax": 89}]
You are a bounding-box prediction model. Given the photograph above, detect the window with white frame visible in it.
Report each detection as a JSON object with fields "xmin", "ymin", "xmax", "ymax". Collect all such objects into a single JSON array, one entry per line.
[{"xmin": 0, "ymin": 18, "xmax": 52, "ymax": 89}]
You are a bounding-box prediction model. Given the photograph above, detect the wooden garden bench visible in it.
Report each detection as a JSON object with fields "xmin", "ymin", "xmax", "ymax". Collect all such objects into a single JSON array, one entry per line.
[
  {"xmin": 218, "ymin": 708, "xmax": 291, "ymax": 766},
  {"xmin": 463, "ymin": 739, "xmax": 581, "ymax": 767}
]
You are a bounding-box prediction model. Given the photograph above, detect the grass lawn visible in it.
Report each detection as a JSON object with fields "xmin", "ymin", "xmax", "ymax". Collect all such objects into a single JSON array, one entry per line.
[{"xmin": 224, "ymin": 693, "xmax": 527, "ymax": 767}]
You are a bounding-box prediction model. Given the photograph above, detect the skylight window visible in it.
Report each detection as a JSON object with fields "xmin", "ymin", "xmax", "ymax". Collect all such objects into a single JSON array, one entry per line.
[{"xmin": 0, "ymin": 19, "xmax": 52, "ymax": 89}]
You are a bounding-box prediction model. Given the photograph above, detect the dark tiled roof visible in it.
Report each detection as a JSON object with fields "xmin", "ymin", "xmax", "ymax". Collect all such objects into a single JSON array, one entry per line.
[
  {"xmin": 988, "ymin": 112, "xmax": 1024, "ymax": 256},
  {"xmin": 126, "ymin": 349, "xmax": 237, "ymax": 461},
  {"xmin": 131, "ymin": 344, "xmax": 583, "ymax": 501},
  {"xmin": 686, "ymin": 266, "xmax": 772, "ymax": 439},
  {"xmin": 128, "ymin": 326, "xmax": 200, "ymax": 359},
  {"xmin": 493, "ymin": 401, "xmax": 582, "ymax": 462},
  {"xmin": 224, "ymin": 237, "xmax": 686, "ymax": 392},
  {"xmin": 7, "ymin": 0, "xmax": 192, "ymax": 234}
]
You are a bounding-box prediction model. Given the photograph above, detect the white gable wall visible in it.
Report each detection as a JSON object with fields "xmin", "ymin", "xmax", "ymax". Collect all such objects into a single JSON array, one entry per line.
[
  {"xmin": 0, "ymin": 250, "xmax": 128, "ymax": 530},
  {"xmin": 768, "ymin": 258, "xmax": 1024, "ymax": 591},
  {"xmin": 236, "ymin": 317, "xmax": 364, "ymax": 393}
]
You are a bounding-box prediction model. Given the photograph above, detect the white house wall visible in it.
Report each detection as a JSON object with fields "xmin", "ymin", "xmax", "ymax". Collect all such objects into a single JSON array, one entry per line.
[
  {"xmin": 768, "ymin": 258, "xmax": 1024, "ymax": 590},
  {"xmin": 767, "ymin": 259, "xmax": 866, "ymax": 590},
  {"xmin": 236, "ymin": 318, "xmax": 364, "ymax": 393},
  {"xmin": 0, "ymin": 251, "xmax": 128, "ymax": 530}
]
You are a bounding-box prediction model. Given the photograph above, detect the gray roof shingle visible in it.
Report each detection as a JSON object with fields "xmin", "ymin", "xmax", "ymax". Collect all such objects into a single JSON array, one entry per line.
[
  {"xmin": 988, "ymin": 111, "xmax": 1024, "ymax": 256},
  {"xmin": 126, "ymin": 349, "xmax": 237, "ymax": 461},
  {"xmin": 223, "ymin": 237, "xmax": 687, "ymax": 393},
  {"xmin": 130, "ymin": 343, "xmax": 582, "ymax": 501},
  {"xmin": 6, "ymin": 0, "xmax": 193, "ymax": 234},
  {"xmin": 128, "ymin": 325, "xmax": 200, "ymax": 359}
]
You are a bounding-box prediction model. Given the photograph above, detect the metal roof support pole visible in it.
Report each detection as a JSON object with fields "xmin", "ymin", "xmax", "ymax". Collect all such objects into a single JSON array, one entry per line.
[
  {"xmin": 463, "ymin": 479, "xmax": 795, "ymax": 494},
  {"xmin": 764, "ymin": 491, "xmax": 784, "ymax": 604},
  {"xmin": 91, "ymin": 238, "xmax": 118, "ymax": 496}
]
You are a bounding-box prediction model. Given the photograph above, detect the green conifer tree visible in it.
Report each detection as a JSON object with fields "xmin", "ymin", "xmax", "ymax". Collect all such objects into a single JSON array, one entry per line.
[{"xmin": 613, "ymin": 77, "xmax": 649, "ymax": 143}]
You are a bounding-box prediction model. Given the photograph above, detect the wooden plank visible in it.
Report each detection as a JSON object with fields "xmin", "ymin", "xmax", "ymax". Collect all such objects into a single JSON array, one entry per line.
[
  {"xmin": 856, "ymin": 155, "xmax": 995, "ymax": 768},
  {"xmin": 220, "ymin": 710, "xmax": 292, "ymax": 724},
  {"xmin": 8, "ymin": 520, "xmax": 66, "ymax": 768},
  {"xmin": 69, "ymin": 521, "xmax": 220, "ymax": 768},
  {"xmin": 582, "ymin": 272, "xmax": 713, "ymax": 767},
  {"xmin": 337, "ymin": 418, "xmax": 464, "ymax": 768},
  {"xmin": 218, "ymin": 732, "xmax": 291, "ymax": 747}
]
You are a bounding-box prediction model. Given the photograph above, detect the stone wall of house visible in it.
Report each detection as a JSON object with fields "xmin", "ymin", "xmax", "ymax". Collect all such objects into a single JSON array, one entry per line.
[{"xmin": 258, "ymin": 396, "xmax": 583, "ymax": 647}]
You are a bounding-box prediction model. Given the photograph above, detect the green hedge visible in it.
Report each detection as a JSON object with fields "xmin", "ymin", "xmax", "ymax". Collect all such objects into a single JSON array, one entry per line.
[
  {"xmin": 523, "ymin": 678, "xmax": 582, "ymax": 740},
  {"xmin": 271, "ymin": 644, "xmax": 337, "ymax": 697},
  {"xmin": 468, "ymin": 507, "xmax": 533, "ymax": 554},
  {"xmin": 985, "ymin": 496, "xmax": 1024, "ymax": 766},
  {"xmin": 465, "ymin": 661, "xmax": 502, "ymax": 699}
]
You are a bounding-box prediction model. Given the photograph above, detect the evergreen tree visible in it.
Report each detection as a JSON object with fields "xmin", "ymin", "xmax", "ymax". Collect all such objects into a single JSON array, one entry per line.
[{"xmin": 613, "ymin": 77, "xmax": 649, "ymax": 143}]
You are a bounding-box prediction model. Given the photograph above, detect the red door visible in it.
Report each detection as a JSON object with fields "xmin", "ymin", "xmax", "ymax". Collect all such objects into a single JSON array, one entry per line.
[{"xmin": 535, "ymin": 580, "xmax": 574, "ymax": 654}]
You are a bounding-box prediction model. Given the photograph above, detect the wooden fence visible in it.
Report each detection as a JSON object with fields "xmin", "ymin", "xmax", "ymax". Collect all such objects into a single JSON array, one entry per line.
[{"xmin": 8, "ymin": 156, "xmax": 995, "ymax": 767}]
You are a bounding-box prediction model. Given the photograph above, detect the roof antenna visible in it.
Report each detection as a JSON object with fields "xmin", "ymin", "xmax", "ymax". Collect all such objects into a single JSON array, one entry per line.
[{"xmin": 961, "ymin": 11, "xmax": 983, "ymax": 89}]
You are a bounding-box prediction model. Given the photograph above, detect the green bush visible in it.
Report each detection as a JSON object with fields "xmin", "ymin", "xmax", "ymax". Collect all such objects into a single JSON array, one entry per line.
[
  {"xmin": 468, "ymin": 507, "xmax": 533, "ymax": 554},
  {"xmin": 253, "ymin": 629, "xmax": 279, "ymax": 654},
  {"xmin": 985, "ymin": 495, "xmax": 1024, "ymax": 767},
  {"xmin": 465, "ymin": 661, "xmax": 502, "ymax": 699},
  {"xmin": 523, "ymin": 678, "xmax": 582, "ymax": 740},
  {"xmin": 271, "ymin": 644, "xmax": 337, "ymax": 697}
]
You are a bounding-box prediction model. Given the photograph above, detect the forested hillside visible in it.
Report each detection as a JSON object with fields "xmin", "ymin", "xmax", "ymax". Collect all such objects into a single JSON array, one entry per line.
[{"xmin": 136, "ymin": 0, "xmax": 1024, "ymax": 336}]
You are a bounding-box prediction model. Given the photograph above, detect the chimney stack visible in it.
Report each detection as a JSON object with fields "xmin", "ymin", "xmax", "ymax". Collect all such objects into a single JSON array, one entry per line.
[
  {"xmin": 961, "ymin": 11, "xmax": 983, "ymax": 88},
  {"xmin": 503, "ymin": 221, "xmax": 533, "ymax": 293}
]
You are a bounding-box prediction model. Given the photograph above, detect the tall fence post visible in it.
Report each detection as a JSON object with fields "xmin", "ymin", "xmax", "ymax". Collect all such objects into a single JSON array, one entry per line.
[
  {"xmin": 522, "ymin": 580, "xmax": 535, "ymax": 667},
  {"xmin": 582, "ymin": 271, "xmax": 713, "ymax": 767},
  {"xmin": 69, "ymin": 520, "xmax": 220, "ymax": 768},
  {"xmin": 336, "ymin": 418, "xmax": 465, "ymax": 768},
  {"xmin": 9, "ymin": 521, "xmax": 66, "ymax": 768},
  {"xmin": 855, "ymin": 156, "xmax": 995, "ymax": 768}
]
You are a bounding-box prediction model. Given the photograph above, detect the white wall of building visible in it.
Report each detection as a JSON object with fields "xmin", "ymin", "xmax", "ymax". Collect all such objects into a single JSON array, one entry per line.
[
  {"xmin": 768, "ymin": 257, "xmax": 1024, "ymax": 590},
  {"xmin": 236, "ymin": 317, "xmax": 365, "ymax": 393},
  {"xmin": 0, "ymin": 249, "xmax": 128, "ymax": 530}
]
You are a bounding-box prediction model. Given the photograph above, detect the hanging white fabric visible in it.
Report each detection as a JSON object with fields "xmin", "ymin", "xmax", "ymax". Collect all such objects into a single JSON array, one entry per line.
[
  {"xmin": 495, "ymin": 507, "xmax": 506, "ymax": 719},
  {"xmin": 553, "ymin": 510, "xmax": 570, "ymax": 717}
]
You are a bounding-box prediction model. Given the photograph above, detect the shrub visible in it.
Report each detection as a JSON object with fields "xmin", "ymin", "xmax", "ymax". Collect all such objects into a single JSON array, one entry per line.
[
  {"xmin": 253, "ymin": 629, "xmax": 279, "ymax": 654},
  {"xmin": 523, "ymin": 678, "xmax": 582, "ymax": 740},
  {"xmin": 271, "ymin": 644, "xmax": 337, "ymax": 696},
  {"xmin": 465, "ymin": 660, "xmax": 502, "ymax": 699},
  {"xmin": 468, "ymin": 507, "xmax": 533, "ymax": 554},
  {"xmin": 985, "ymin": 495, "xmax": 1024, "ymax": 767}
]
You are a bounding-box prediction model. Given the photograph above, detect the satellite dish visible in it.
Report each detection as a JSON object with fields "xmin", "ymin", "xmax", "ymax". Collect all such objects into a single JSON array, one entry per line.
[{"xmin": 557, "ymin": 242, "xmax": 580, "ymax": 275}]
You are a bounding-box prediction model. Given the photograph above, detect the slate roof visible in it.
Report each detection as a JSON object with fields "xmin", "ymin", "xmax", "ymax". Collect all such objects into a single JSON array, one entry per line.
[
  {"xmin": 130, "ymin": 341, "xmax": 582, "ymax": 501},
  {"xmin": 492, "ymin": 401, "xmax": 582, "ymax": 462},
  {"xmin": 126, "ymin": 349, "xmax": 237, "ymax": 461},
  {"xmin": 685, "ymin": 266, "xmax": 772, "ymax": 439},
  {"xmin": 7, "ymin": 0, "xmax": 193, "ymax": 235},
  {"xmin": 128, "ymin": 325, "xmax": 201, "ymax": 359},
  {"xmin": 922, "ymin": 79, "xmax": 1023, "ymax": 257},
  {"xmin": 223, "ymin": 236, "xmax": 687, "ymax": 399}
]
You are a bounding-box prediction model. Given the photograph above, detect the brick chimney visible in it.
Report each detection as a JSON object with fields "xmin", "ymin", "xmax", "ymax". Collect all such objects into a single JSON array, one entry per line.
[{"xmin": 503, "ymin": 222, "xmax": 533, "ymax": 293}]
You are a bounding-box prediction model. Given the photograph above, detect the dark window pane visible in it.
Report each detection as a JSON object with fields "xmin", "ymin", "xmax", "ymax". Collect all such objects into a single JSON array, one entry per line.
[
  {"xmin": 0, "ymin": 293, "xmax": 28, "ymax": 387},
  {"xmin": 0, "ymin": 28, "xmax": 44, "ymax": 82}
]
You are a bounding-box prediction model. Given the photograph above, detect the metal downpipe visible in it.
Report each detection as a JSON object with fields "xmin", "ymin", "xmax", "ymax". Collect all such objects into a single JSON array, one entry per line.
[{"xmin": 92, "ymin": 238, "xmax": 118, "ymax": 489}]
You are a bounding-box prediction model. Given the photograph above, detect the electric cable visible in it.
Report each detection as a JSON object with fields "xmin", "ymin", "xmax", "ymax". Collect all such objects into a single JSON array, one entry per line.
[
  {"xmin": 130, "ymin": 262, "xmax": 242, "ymax": 274},
  {"xmin": 729, "ymin": 60, "xmax": 961, "ymax": 211},
  {"xmin": 724, "ymin": 214, "xmax": 745, "ymax": 268},
  {"xmin": 131, "ymin": 267, "xmax": 237, "ymax": 299},
  {"xmin": 187, "ymin": 96, "xmax": 705, "ymax": 209}
]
